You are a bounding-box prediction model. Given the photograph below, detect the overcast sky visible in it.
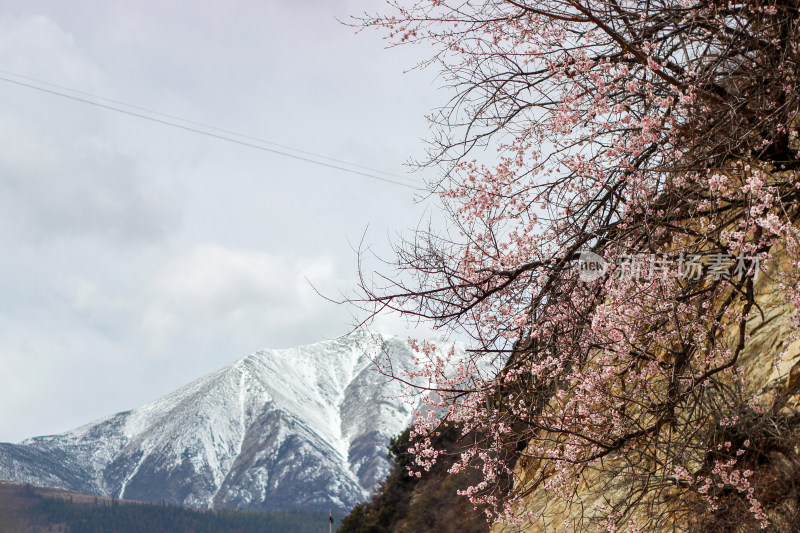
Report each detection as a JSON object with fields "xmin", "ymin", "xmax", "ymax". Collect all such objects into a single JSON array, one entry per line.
[{"xmin": 0, "ymin": 0, "xmax": 444, "ymax": 443}]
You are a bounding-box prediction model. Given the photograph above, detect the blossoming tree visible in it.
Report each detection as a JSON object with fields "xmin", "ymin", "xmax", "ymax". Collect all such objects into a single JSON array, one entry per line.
[{"xmin": 354, "ymin": 1, "xmax": 800, "ymax": 531}]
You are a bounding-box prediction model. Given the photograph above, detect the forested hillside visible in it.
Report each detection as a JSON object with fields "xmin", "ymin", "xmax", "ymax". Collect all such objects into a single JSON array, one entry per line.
[
  {"xmin": 0, "ymin": 482, "xmax": 340, "ymax": 533},
  {"xmin": 338, "ymin": 425, "xmax": 512, "ymax": 533}
]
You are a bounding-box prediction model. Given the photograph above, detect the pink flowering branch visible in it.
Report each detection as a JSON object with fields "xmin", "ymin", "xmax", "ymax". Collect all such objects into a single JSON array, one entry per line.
[{"xmin": 349, "ymin": 1, "xmax": 800, "ymax": 530}]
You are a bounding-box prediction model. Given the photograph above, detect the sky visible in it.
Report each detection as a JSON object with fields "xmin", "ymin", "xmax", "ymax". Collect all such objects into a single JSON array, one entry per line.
[{"xmin": 0, "ymin": 0, "xmax": 445, "ymax": 443}]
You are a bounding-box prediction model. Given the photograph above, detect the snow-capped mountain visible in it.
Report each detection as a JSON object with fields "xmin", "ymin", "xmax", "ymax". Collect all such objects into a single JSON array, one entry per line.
[{"xmin": 0, "ymin": 332, "xmax": 455, "ymax": 512}]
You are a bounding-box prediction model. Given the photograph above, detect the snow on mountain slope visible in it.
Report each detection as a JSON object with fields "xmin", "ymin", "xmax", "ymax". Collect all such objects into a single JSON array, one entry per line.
[{"xmin": 0, "ymin": 332, "xmax": 459, "ymax": 512}]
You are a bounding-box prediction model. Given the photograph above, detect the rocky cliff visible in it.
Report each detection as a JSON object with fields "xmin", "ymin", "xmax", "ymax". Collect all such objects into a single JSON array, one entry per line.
[{"xmin": 492, "ymin": 250, "xmax": 800, "ymax": 532}]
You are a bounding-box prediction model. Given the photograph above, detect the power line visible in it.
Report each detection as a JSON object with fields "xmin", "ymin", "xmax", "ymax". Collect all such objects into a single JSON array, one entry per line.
[
  {"xmin": 0, "ymin": 69, "xmax": 415, "ymax": 181},
  {"xmin": 0, "ymin": 71, "xmax": 420, "ymax": 189}
]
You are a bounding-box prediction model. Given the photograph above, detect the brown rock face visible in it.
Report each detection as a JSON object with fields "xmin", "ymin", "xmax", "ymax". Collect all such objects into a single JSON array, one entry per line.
[{"xmin": 492, "ymin": 248, "xmax": 800, "ymax": 533}]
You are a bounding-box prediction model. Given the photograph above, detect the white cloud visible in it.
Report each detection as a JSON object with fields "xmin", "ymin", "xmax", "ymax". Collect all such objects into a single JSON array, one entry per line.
[
  {"xmin": 0, "ymin": 1, "xmax": 443, "ymax": 443},
  {"xmin": 141, "ymin": 244, "xmax": 353, "ymax": 352},
  {"xmin": 0, "ymin": 14, "xmax": 100, "ymax": 84},
  {"xmin": 0, "ymin": 14, "xmax": 179, "ymax": 244}
]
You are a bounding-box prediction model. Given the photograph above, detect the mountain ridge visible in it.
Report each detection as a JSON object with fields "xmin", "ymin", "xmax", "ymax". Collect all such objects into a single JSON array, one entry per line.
[{"xmin": 0, "ymin": 331, "xmax": 455, "ymax": 512}]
